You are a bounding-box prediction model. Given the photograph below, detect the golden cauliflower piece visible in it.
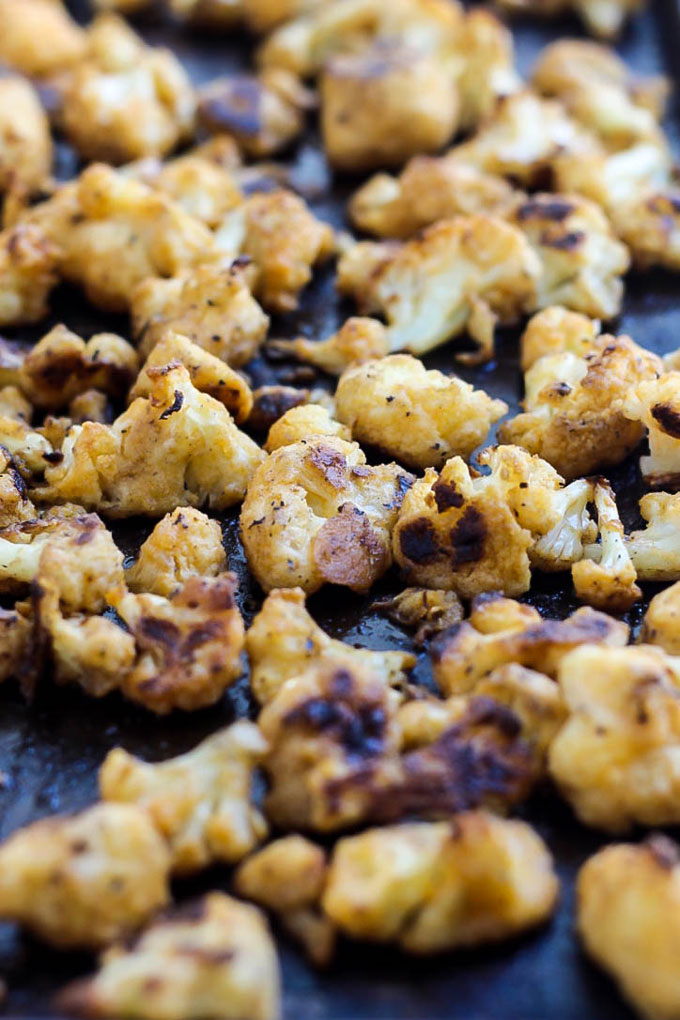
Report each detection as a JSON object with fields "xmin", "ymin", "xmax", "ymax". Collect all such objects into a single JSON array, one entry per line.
[
  {"xmin": 61, "ymin": 14, "xmax": 195, "ymax": 164},
  {"xmin": 243, "ymin": 0, "xmax": 326, "ymax": 33},
  {"xmin": 0, "ymin": 0, "xmax": 86, "ymax": 77},
  {"xmin": 499, "ymin": 0, "xmax": 645, "ymax": 40},
  {"xmin": 129, "ymin": 331, "xmax": 253, "ymax": 424},
  {"xmin": 39, "ymin": 364, "xmax": 264, "ymax": 517},
  {"xmin": 245, "ymin": 586, "xmax": 415, "ymax": 704},
  {"xmin": 0, "ymin": 77, "xmax": 51, "ymax": 194},
  {"xmin": 335, "ymin": 353, "xmax": 508, "ymax": 470},
  {"xmin": 337, "ymin": 215, "xmax": 540, "ymax": 359},
  {"xmin": 131, "ymin": 261, "xmax": 269, "ymax": 368},
  {"xmin": 623, "ymin": 372, "xmax": 680, "ymax": 489},
  {"xmin": 372, "ymin": 587, "xmax": 464, "ymax": 645},
  {"xmin": 572, "ymin": 478, "xmax": 641, "ymax": 612},
  {"xmin": 349, "ymin": 154, "xmax": 516, "ymax": 240},
  {"xmin": 626, "ymin": 493, "xmax": 680, "ymax": 582},
  {"xmin": 264, "ymin": 404, "xmax": 350, "ymax": 452},
  {"xmin": 432, "ymin": 593, "xmax": 627, "ymax": 695},
  {"xmin": 0, "ymin": 803, "xmax": 170, "ymax": 949},
  {"xmin": 240, "ymin": 435, "xmax": 413, "ymax": 594},
  {"xmin": 499, "ymin": 333, "xmax": 662, "ymax": 479},
  {"xmin": 199, "ymin": 69, "xmax": 311, "ymax": 158},
  {"xmin": 549, "ymin": 644, "xmax": 680, "ymax": 831},
  {"xmin": 125, "ymin": 507, "xmax": 227, "ymax": 597},
  {"xmin": 216, "ymin": 189, "xmax": 334, "ymax": 313},
  {"xmin": 0, "ymin": 223, "xmax": 60, "ymax": 328},
  {"xmin": 0, "ymin": 451, "xmax": 36, "ymax": 529},
  {"xmin": 134, "ymin": 149, "xmax": 243, "ymax": 230},
  {"xmin": 100, "ymin": 721, "xmax": 267, "ymax": 873},
  {"xmin": 271, "ymin": 317, "xmax": 390, "ymax": 376},
  {"xmin": 641, "ymin": 581, "xmax": 680, "ymax": 655},
  {"xmin": 519, "ymin": 305, "xmax": 601, "ymax": 372},
  {"xmin": 578, "ymin": 837, "xmax": 680, "ymax": 1020},
  {"xmin": 0, "ymin": 410, "xmax": 55, "ymax": 479},
  {"xmin": 322, "ymin": 811, "xmax": 558, "ymax": 953},
  {"xmin": 58, "ymin": 893, "xmax": 280, "ymax": 1020},
  {"xmin": 0, "ymin": 597, "xmax": 33, "ymax": 686}
]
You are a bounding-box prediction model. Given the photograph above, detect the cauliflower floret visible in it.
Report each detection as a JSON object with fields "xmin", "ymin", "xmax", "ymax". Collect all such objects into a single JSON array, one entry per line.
[
  {"xmin": 453, "ymin": 8, "xmax": 521, "ymax": 130},
  {"xmin": 322, "ymin": 812, "xmax": 558, "ymax": 953},
  {"xmin": 61, "ymin": 14, "xmax": 196, "ymax": 164},
  {"xmin": 215, "ymin": 189, "xmax": 334, "ymax": 313},
  {"xmin": 240, "ymin": 435, "xmax": 413, "ymax": 594},
  {"xmin": 573, "ymin": 479, "xmax": 641, "ymax": 612},
  {"xmin": 129, "ymin": 331, "xmax": 253, "ymax": 424},
  {"xmin": 264, "ymin": 404, "xmax": 350, "ymax": 452},
  {"xmin": 39, "ymin": 364, "xmax": 264, "ymax": 517},
  {"xmin": 641, "ymin": 581, "xmax": 680, "ymax": 655},
  {"xmin": 0, "ymin": 77, "xmax": 52, "ymax": 194},
  {"xmin": 199, "ymin": 69, "xmax": 312, "ymax": 158},
  {"xmin": 497, "ymin": 0, "xmax": 644, "ymax": 39},
  {"xmin": 499, "ymin": 334, "xmax": 662, "ymax": 479},
  {"xmin": 245, "ymin": 586, "xmax": 415, "ymax": 704},
  {"xmin": 0, "ymin": 601, "xmax": 33, "ymax": 685},
  {"xmin": 100, "ymin": 722, "xmax": 268, "ymax": 873},
  {"xmin": 578, "ymin": 837, "xmax": 680, "ymax": 1020},
  {"xmin": 0, "ymin": 451, "xmax": 36, "ymax": 529},
  {"xmin": 432, "ymin": 593, "xmax": 627, "ymax": 695},
  {"xmin": 337, "ymin": 215, "xmax": 540, "ymax": 360},
  {"xmin": 131, "ymin": 262, "xmax": 269, "ymax": 368},
  {"xmin": 57, "ymin": 893, "xmax": 280, "ymax": 1020},
  {"xmin": 271, "ymin": 317, "xmax": 390, "ymax": 376},
  {"xmin": 125, "ymin": 507, "xmax": 227, "ymax": 597},
  {"xmin": 246, "ymin": 384, "xmax": 311, "ymax": 434},
  {"xmin": 0, "ymin": 385, "xmax": 31, "ymax": 423},
  {"xmin": 135, "ymin": 150, "xmax": 243, "ymax": 229},
  {"xmin": 0, "ymin": 0, "xmax": 86, "ymax": 77},
  {"xmin": 0, "ymin": 223, "xmax": 60, "ymax": 328},
  {"xmin": 349, "ymin": 155, "xmax": 516, "ymax": 240},
  {"xmin": 554, "ymin": 141, "xmax": 672, "ymax": 214},
  {"xmin": 0, "ymin": 411, "xmax": 56, "ymax": 478},
  {"xmin": 519, "ymin": 305, "xmax": 601, "ymax": 372},
  {"xmin": 335, "ymin": 354, "xmax": 508, "ymax": 470},
  {"xmin": 623, "ymin": 372, "xmax": 680, "ymax": 489},
  {"xmin": 549, "ymin": 644, "xmax": 680, "ymax": 830},
  {"xmin": 626, "ymin": 493, "xmax": 680, "ymax": 582},
  {"xmin": 529, "ymin": 477, "xmax": 597, "ymax": 572},
  {"xmin": 372, "ymin": 588, "xmax": 464, "ymax": 645},
  {"xmin": 0, "ymin": 803, "xmax": 170, "ymax": 949}
]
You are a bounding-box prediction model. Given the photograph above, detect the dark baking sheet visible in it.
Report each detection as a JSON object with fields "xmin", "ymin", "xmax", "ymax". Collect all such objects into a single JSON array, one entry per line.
[{"xmin": 2, "ymin": 1, "xmax": 680, "ymax": 1016}]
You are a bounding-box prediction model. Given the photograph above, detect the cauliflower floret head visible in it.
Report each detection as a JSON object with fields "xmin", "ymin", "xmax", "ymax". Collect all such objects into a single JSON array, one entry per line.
[
  {"xmin": 0, "ymin": 76, "xmax": 52, "ymax": 194},
  {"xmin": 519, "ymin": 305, "xmax": 601, "ymax": 372},
  {"xmin": 623, "ymin": 372, "xmax": 680, "ymax": 489},
  {"xmin": 0, "ymin": 0, "xmax": 86, "ymax": 77},
  {"xmin": 270, "ymin": 317, "xmax": 390, "ymax": 376},
  {"xmin": 572, "ymin": 478, "xmax": 641, "ymax": 612},
  {"xmin": 125, "ymin": 507, "xmax": 227, "ymax": 597},
  {"xmin": 626, "ymin": 492, "xmax": 680, "ymax": 582},
  {"xmin": 641, "ymin": 580, "xmax": 680, "ymax": 655},
  {"xmin": 0, "ymin": 223, "xmax": 60, "ymax": 328},
  {"xmin": 264, "ymin": 404, "xmax": 351, "ymax": 452}
]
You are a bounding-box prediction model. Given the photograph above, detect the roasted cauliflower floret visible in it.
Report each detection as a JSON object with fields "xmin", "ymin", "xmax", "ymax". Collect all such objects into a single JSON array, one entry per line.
[
  {"xmin": 134, "ymin": 150, "xmax": 243, "ymax": 230},
  {"xmin": 132, "ymin": 261, "xmax": 269, "ymax": 368},
  {"xmin": 100, "ymin": 722, "xmax": 267, "ymax": 873},
  {"xmin": 216, "ymin": 189, "xmax": 334, "ymax": 313},
  {"xmin": 335, "ymin": 354, "xmax": 508, "ymax": 470},
  {"xmin": 497, "ymin": 0, "xmax": 644, "ymax": 39},
  {"xmin": 626, "ymin": 493, "xmax": 680, "ymax": 582},
  {"xmin": 58, "ymin": 893, "xmax": 280, "ymax": 1020},
  {"xmin": 519, "ymin": 305, "xmax": 601, "ymax": 372},
  {"xmin": 0, "ymin": 451, "xmax": 36, "ymax": 529},
  {"xmin": 0, "ymin": 223, "xmax": 60, "ymax": 328},
  {"xmin": 499, "ymin": 333, "xmax": 662, "ymax": 479},
  {"xmin": 549, "ymin": 644, "xmax": 680, "ymax": 831},
  {"xmin": 337, "ymin": 215, "xmax": 540, "ymax": 360},
  {"xmin": 240, "ymin": 436, "xmax": 413, "ymax": 594},
  {"xmin": 0, "ymin": 77, "xmax": 51, "ymax": 195},
  {"xmin": 578, "ymin": 837, "xmax": 680, "ymax": 1020},
  {"xmin": 61, "ymin": 14, "xmax": 196, "ymax": 164},
  {"xmin": 245, "ymin": 586, "xmax": 415, "ymax": 704},
  {"xmin": 0, "ymin": 803, "xmax": 170, "ymax": 949},
  {"xmin": 641, "ymin": 581, "xmax": 680, "ymax": 655},
  {"xmin": 271, "ymin": 317, "xmax": 390, "ymax": 376},
  {"xmin": 349, "ymin": 155, "xmax": 516, "ymax": 240},
  {"xmin": 246, "ymin": 384, "xmax": 311, "ymax": 434},
  {"xmin": 0, "ymin": 600, "xmax": 33, "ymax": 685},
  {"xmin": 264, "ymin": 404, "xmax": 350, "ymax": 452},
  {"xmin": 0, "ymin": 411, "xmax": 55, "ymax": 479},
  {"xmin": 373, "ymin": 588, "xmax": 464, "ymax": 645},
  {"xmin": 39, "ymin": 365, "xmax": 264, "ymax": 517},
  {"xmin": 125, "ymin": 507, "xmax": 227, "ymax": 597},
  {"xmin": 623, "ymin": 372, "xmax": 680, "ymax": 489},
  {"xmin": 572, "ymin": 479, "xmax": 641, "ymax": 612},
  {"xmin": 129, "ymin": 332, "xmax": 253, "ymax": 424},
  {"xmin": 199, "ymin": 69, "xmax": 311, "ymax": 158},
  {"xmin": 0, "ymin": 0, "xmax": 86, "ymax": 77},
  {"xmin": 432, "ymin": 594, "xmax": 627, "ymax": 695},
  {"xmin": 322, "ymin": 812, "xmax": 558, "ymax": 953}
]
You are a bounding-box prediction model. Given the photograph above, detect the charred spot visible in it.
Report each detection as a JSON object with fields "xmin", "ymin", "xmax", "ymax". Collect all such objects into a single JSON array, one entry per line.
[
  {"xmin": 283, "ymin": 692, "xmax": 387, "ymax": 759},
  {"xmin": 651, "ymin": 402, "xmax": 680, "ymax": 439},
  {"xmin": 309, "ymin": 445, "xmax": 348, "ymax": 488},
  {"xmin": 433, "ymin": 478, "xmax": 464, "ymax": 512},
  {"xmin": 181, "ymin": 620, "xmax": 224, "ymax": 655},
  {"xmin": 540, "ymin": 230, "xmax": 585, "ymax": 251},
  {"xmin": 42, "ymin": 451, "xmax": 64, "ymax": 465},
  {"xmin": 516, "ymin": 198, "xmax": 574, "ymax": 222},
  {"xmin": 138, "ymin": 616, "xmax": 181, "ymax": 647},
  {"xmin": 159, "ymin": 390, "xmax": 184, "ymax": 420},
  {"xmin": 646, "ymin": 833, "xmax": 680, "ymax": 870},
  {"xmin": 449, "ymin": 506, "xmax": 486, "ymax": 566},
  {"xmin": 384, "ymin": 471, "xmax": 415, "ymax": 510},
  {"xmin": 231, "ymin": 255, "xmax": 252, "ymax": 271},
  {"xmin": 199, "ymin": 77, "xmax": 263, "ymax": 139},
  {"xmin": 179, "ymin": 947, "xmax": 235, "ymax": 965},
  {"xmin": 8, "ymin": 465, "xmax": 28, "ymax": 499},
  {"xmin": 247, "ymin": 386, "xmax": 308, "ymax": 433},
  {"xmin": 399, "ymin": 517, "xmax": 440, "ymax": 565},
  {"xmin": 552, "ymin": 381, "xmax": 572, "ymax": 397}
]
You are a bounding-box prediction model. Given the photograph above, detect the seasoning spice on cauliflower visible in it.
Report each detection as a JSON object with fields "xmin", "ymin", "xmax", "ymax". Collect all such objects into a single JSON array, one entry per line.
[
  {"xmin": 0, "ymin": 0, "xmax": 86, "ymax": 78},
  {"xmin": 245, "ymin": 586, "xmax": 415, "ymax": 705},
  {"xmin": 577, "ymin": 837, "xmax": 680, "ymax": 1020},
  {"xmin": 57, "ymin": 893, "xmax": 281, "ymax": 1020},
  {"xmin": 100, "ymin": 722, "xmax": 268, "ymax": 873},
  {"xmin": 0, "ymin": 803, "xmax": 170, "ymax": 949},
  {"xmin": 334, "ymin": 354, "xmax": 508, "ymax": 470},
  {"xmin": 271, "ymin": 318, "xmax": 390, "ymax": 376},
  {"xmin": 0, "ymin": 77, "xmax": 52, "ymax": 195},
  {"xmin": 39, "ymin": 364, "xmax": 264, "ymax": 517},
  {"xmin": 125, "ymin": 507, "xmax": 227, "ymax": 597},
  {"xmin": 241, "ymin": 435, "xmax": 413, "ymax": 595},
  {"xmin": 626, "ymin": 493, "xmax": 680, "ymax": 582},
  {"xmin": 549, "ymin": 644, "xmax": 680, "ymax": 831},
  {"xmin": 0, "ymin": 223, "xmax": 60, "ymax": 328},
  {"xmin": 572, "ymin": 479, "xmax": 641, "ymax": 612}
]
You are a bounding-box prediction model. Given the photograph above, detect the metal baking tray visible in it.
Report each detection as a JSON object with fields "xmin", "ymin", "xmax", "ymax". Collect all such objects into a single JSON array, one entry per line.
[{"xmin": 2, "ymin": 0, "xmax": 680, "ymax": 1015}]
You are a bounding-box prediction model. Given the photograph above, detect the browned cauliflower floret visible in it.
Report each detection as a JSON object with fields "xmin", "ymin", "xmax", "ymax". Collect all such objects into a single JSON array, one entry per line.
[
  {"xmin": 578, "ymin": 837, "xmax": 680, "ymax": 1020},
  {"xmin": 623, "ymin": 372, "xmax": 680, "ymax": 489},
  {"xmin": 246, "ymin": 384, "xmax": 311, "ymax": 434},
  {"xmin": 626, "ymin": 493, "xmax": 680, "ymax": 582},
  {"xmin": 100, "ymin": 722, "xmax": 267, "ymax": 873},
  {"xmin": 0, "ymin": 449, "xmax": 36, "ymax": 528},
  {"xmin": 125, "ymin": 507, "xmax": 227, "ymax": 597},
  {"xmin": 0, "ymin": 0, "xmax": 86, "ymax": 77},
  {"xmin": 215, "ymin": 189, "xmax": 334, "ymax": 313},
  {"xmin": 264, "ymin": 404, "xmax": 350, "ymax": 452},
  {"xmin": 432, "ymin": 593, "xmax": 627, "ymax": 695},
  {"xmin": 271, "ymin": 317, "xmax": 390, "ymax": 376},
  {"xmin": 335, "ymin": 354, "xmax": 508, "ymax": 470},
  {"xmin": 499, "ymin": 333, "xmax": 662, "ymax": 479},
  {"xmin": 549, "ymin": 644, "xmax": 680, "ymax": 831},
  {"xmin": 131, "ymin": 262, "xmax": 269, "ymax": 367},
  {"xmin": 322, "ymin": 812, "xmax": 558, "ymax": 953},
  {"xmin": 519, "ymin": 305, "xmax": 601, "ymax": 372},
  {"xmin": 245, "ymin": 586, "xmax": 415, "ymax": 704},
  {"xmin": 68, "ymin": 390, "xmax": 109, "ymax": 424},
  {"xmin": 373, "ymin": 587, "xmax": 464, "ymax": 645},
  {"xmin": 199, "ymin": 69, "xmax": 312, "ymax": 158},
  {"xmin": 39, "ymin": 365, "xmax": 264, "ymax": 517},
  {"xmin": 61, "ymin": 14, "xmax": 196, "ymax": 164},
  {"xmin": 134, "ymin": 149, "xmax": 243, "ymax": 229},
  {"xmin": 58, "ymin": 893, "xmax": 280, "ymax": 1020},
  {"xmin": 0, "ymin": 223, "xmax": 60, "ymax": 328},
  {"xmin": 240, "ymin": 435, "xmax": 413, "ymax": 594},
  {"xmin": 497, "ymin": 0, "xmax": 644, "ymax": 39},
  {"xmin": 129, "ymin": 332, "xmax": 253, "ymax": 424},
  {"xmin": 0, "ymin": 410, "xmax": 55, "ymax": 479},
  {"xmin": 0, "ymin": 77, "xmax": 51, "ymax": 194},
  {"xmin": 349, "ymin": 155, "xmax": 516, "ymax": 240},
  {"xmin": 641, "ymin": 581, "xmax": 680, "ymax": 654},
  {"xmin": 572, "ymin": 479, "xmax": 641, "ymax": 612},
  {"xmin": 0, "ymin": 803, "xmax": 170, "ymax": 949},
  {"xmin": 337, "ymin": 215, "xmax": 540, "ymax": 360}
]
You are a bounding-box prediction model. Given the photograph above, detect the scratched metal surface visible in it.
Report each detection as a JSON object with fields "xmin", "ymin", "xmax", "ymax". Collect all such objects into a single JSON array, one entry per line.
[{"xmin": 1, "ymin": 1, "xmax": 680, "ymax": 1016}]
